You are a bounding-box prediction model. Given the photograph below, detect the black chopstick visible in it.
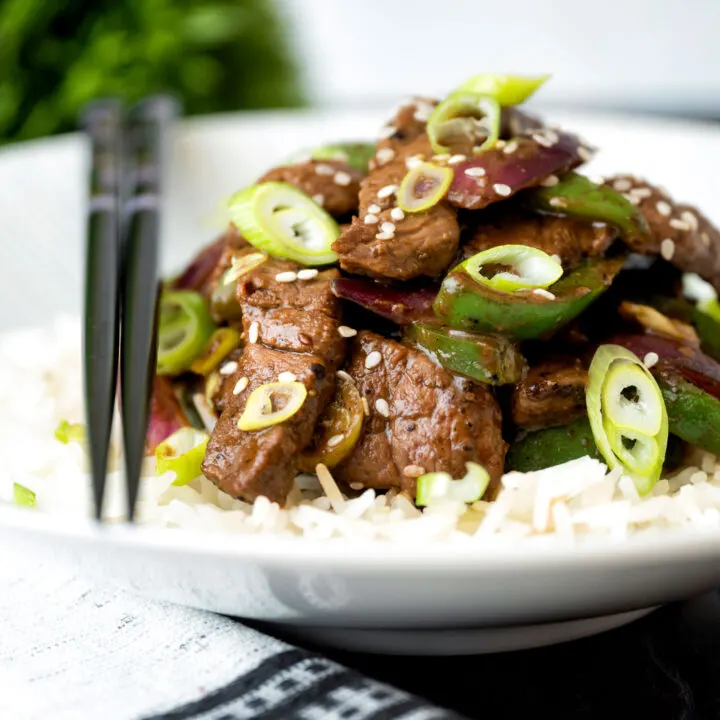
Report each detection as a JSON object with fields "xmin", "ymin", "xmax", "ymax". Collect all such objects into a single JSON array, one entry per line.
[
  {"xmin": 82, "ymin": 100, "xmax": 123, "ymax": 520},
  {"xmin": 119, "ymin": 96, "xmax": 179, "ymax": 521}
]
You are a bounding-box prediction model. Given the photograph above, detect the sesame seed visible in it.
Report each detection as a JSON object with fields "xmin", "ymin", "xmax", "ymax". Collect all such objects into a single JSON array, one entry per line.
[
  {"xmin": 233, "ymin": 376, "xmax": 249, "ymax": 395},
  {"xmin": 315, "ymin": 163, "xmax": 335, "ymax": 176},
  {"xmin": 275, "ymin": 271, "xmax": 297, "ymax": 283},
  {"xmin": 220, "ymin": 361, "xmax": 238, "ymax": 376},
  {"xmin": 493, "ymin": 183, "xmax": 512, "ymax": 196},
  {"xmin": 660, "ymin": 238, "xmax": 675, "ymax": 260},
  {"xmin": 375, "ymin": 398, "xmax": 390, "ymax": 417},
  {"xmin": 494, "ymin": 140, "xmax": 506, "ymax": 149},
  {"xmin": 364, "ymin": 214, "xmax": 379, "ymax": 224},
  {"xmin": 365, "ymin": 351, "xmax": 382, "ymax": 369},
  {"xmin": 681, "ymin": 210, "xmax": 699, "ymax": 231},
  {"xmin": 670, "ymin": 218, "xmax": 691, "ymax": 231},
  {"xmin": 503, "ymin": 140, "xmax": 519, "ymax": 155},
  {"xmin": 613, "ymin": 179, "xmax": 632, "ymax": 192},
  {"xmin": 630, "ymin": 187, "xmax": 652, "ymax": 199},
  {"xmin": 311, "ymin": 193, "xmax": 325, "ymax": 207},
  {"xmin": 338, "ymin": 326, "xmax": 357, "ymax": 338},
  {"xmin": 379, "ymin": 125, "xmax": 396, "ymax": 139},
  {"xmin": 336, "ymin": 370, "xmax": 353, "ymax": 382},
  {"xmin": 381, "ymin": 221, "xmax": 396, "ymax": 233},
  {"xmin": 464, "ymin": 166, "xmax": 486, "ymax": 178},
  {"xmin": 643, "ymin": 352, "xmax": 659, "ymax": 369},
  {"xmin": 361, "ymin": 397, "xmax": 370, "ymax": 416},
  {"xmin": 623, "ymin": 193, "xmax": 641, "ymax": 206},
  {"xmin": 533, "ymin": 288, "xmax": 556, "ymax": 300},
  {"xmin": 432, "ymin": 153, "xmax": 451, "ymax": 163},
  {"xmin": 540, "ymin": 175, "xmax": 559, "ymax": 187},
  {"xmin": 577, "ymin": 146, "xmax": 593, "ymax": 162},
  {"xmin": 549, "ymin": 197, "xmax": 567, "ymax": 208},
  {"xmin": 592, "ymin": 221, "xmax": 607, "ymax": 229},
  {"xmin": 701, "ymin": 232, "xmax": 711, "ymax": 247},
  {"xmin": 551, "ymin": 254, "xmax": 562, "ymax": 265},
  {"xmin": 532, "ymin": 133, "xmax": 554, "ymax": 148},
  {"xmin": 375, "ymin": 231, "xmax": 394, "ymax": 241},
  {"xmin": 334, "ymin": 171, "xmax": 352, "ymax": 186},
  {"xmin": 656, "ymin": 200, "xmax": 672, "ymax": 217},
  {"xmin": 297, "ymin": 268, "xmax": 319, "ymax": 280},
  {"xmin": 376, "ymin": 147, "xmax": 395, "ymax": 165},
  {"xmin": 413, "ymin": 102, "xmax": 434, "ymax": 122},
  {"xmin": 349, "ymin": 482, "xmax": 364, "ymax": 491},
  {"xmin": 406, "ymin": 156, "xmax": 424, "ymax": 169},
  {"xmin": 377, "ymin": 184, "xmax": 398, "ymax": 199},
  {"xmin": 448, "ymin": 154, "xmax": 467, "ymax": 165},
  {"xmin": 248, "ymin": 321, "xmax": 260, "ymax": 344},
  {"xmin": 390, "ymin": 207, "xmax": 405, "ymax": 221},
  {"xmin": 403, "ymin": 464, "xmax": 426, "ymax": 478},
  {"xmin": 367, "ymin": 204, "xmax": 381, "ymax": 214},
  {"xmin": 277, "ymin": 371, "xmax": 297, "ymax": 383},
  {"xmin": 327, "ymin": 434, "xmax": 344, "ymax": 448}
]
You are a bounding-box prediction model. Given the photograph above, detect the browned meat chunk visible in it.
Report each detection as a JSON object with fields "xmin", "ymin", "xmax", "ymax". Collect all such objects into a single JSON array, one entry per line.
[
  {"xmin": 333, "ymin": 135, "xmax": 460, "ymax": 280},
  {"xmin": 202, "ymin": 255, "xmax": 346, "ymax": 503},
  {"xmin": 203, "ymin": 344, "xmax": 335, "ymax": 504},
  {"xmin": 258, "ymin": 160, "xmax": 363, "ymax": 218},
  {"xmin": 334, "ymin": 331, "xmax": 507, "ymax": 497},
  {"xmin": 604, "ymin": 175, "xmax": 720, "ymax": 291},
  {"xmin": 463, "ymin": 206, "xmax": 616, "ymax": 269},
  {"xmin": 511, "ymin": 358, "xmax": 587, "ymax": 430}
]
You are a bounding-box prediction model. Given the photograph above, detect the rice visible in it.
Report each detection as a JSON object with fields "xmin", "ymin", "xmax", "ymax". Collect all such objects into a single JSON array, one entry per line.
[{"xmin": 3, "ymin": 317, "xmax": 720, "ymax": 545}]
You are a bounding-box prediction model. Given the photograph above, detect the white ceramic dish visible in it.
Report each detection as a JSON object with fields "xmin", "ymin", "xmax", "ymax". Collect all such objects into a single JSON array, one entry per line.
[{"xmin": 2, "ymin": 107, "xmax": 720, "ymax": 655}]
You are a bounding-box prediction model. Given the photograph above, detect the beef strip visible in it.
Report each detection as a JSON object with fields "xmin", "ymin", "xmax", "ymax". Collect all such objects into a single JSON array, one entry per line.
[
  {"xmin": 333, "ymin": 136, "xmax": 461, "ymax": 280},
  {"xmin": 258, "ymin": 160, "xmax": 363, "ymax": 218},
  {"xmin": 202, "ymin": 256, "xmax": 346, "ymax": 503},
  {"xmin": 463, "ymin": 205, "xmax": 617, "ymax": 269},
  {"xmin": 604, "ymin": 175, "xmax": 720, "ymax": 291},
  {"xmin": 511, "ymin": 358, "xmax": 588, "ymax": 430},
  {"xmin": 334, "ymin": 331, "xmax": 507, "ymax": 497}
]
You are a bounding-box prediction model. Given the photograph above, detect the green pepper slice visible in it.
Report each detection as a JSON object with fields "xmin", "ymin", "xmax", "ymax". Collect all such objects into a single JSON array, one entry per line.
[
  {"xmin": 434, "ymin": 256, "xmax": 624, "ymax": 340},
  {"xmin": 403, "ymin": 323, "xmax": 525, "ymax": 385},
  {"xmin": 157, "ymin": 290, "xmax": 216, "ymax": 376},
  {"xmin": 527, "ymin": 172, "xmax": 650, "ymax": 245}
]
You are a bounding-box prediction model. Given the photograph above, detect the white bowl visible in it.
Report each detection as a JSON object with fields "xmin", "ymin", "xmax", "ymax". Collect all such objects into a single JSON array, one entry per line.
[{"xmin": 2, "ymin": 108, "xmax": 720, "ymax": 655}]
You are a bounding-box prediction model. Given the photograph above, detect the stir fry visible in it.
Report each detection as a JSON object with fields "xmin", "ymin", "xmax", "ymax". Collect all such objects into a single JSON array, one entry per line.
[{"xmin": 150, "ymin": 73, "xmax": 720, "ymax": 508}]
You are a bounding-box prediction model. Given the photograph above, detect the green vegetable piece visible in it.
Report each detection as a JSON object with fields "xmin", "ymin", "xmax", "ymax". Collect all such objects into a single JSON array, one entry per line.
[
  {"xmin": 54, "ymin": 420, "xmax": 86, "ymax": 445},
  {"xmin": 655, "ymin": 368, "xmax": 720, "ymax": 455},
  {"xmin": 157, "ymin": 290, "xmax": 216, "ymax": 376},
  {"xmin": 455, "ymin": 73, "xmax": 550, "ymax": 106},
  {"xmin": 434, "ymin": 256, "xmax": 624, "ymax": 340},
  {"xmin": 586, "ymin": 344, "xmax": 668, "ymax": 494},
  {"xmin": 505, "ymin": 417, "xmax": 600, "ymax": 473},
  {"xmin": 229, "ymin": 182, "xmax": 339, "ymax": 265},
  {"xmin": 403, "ymin": 324, "xmax": 525, "ymax": 385},
  {"xmin": 527, "ymin": 172, "xmax": 650, "ymax": 246},
  {"xmin": 13, "ymin": 482, "xmax": 36, "ymax": 508},
  {"xmin": 427, "ymin": 92, "xmax": 501, "ymax": 156},
  {"xmin": 416, "ymin": 462, "xmax": 490, "ymax": 506},
  {"xmin": 155, "ymin": 427, "xmax": 210, "ymax": 486},
  {"xmin": 289, "ymin": 142, "xmax": 375, "ymax": 173},
  {"xmin": 681, "ymin": 273, "xmax": 720, "ymax": 361}
]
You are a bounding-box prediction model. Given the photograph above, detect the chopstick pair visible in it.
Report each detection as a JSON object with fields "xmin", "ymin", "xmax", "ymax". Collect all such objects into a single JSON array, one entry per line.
[{"xmin": 82, "ymin": 96, "xmax": 179, "ymax": 522}]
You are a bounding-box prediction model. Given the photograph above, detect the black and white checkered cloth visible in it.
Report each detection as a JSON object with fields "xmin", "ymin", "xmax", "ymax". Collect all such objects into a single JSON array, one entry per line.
[{"xmin": 0, "ymin": 551, "xmax": 463, "ymax": 720}]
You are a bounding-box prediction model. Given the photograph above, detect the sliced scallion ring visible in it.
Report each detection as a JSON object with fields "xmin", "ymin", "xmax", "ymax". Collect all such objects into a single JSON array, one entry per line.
[
  {"xmin": 190, "ymin": 327, "xmax": 242, "ymax": 376},
  {"xmin": 238, "ymin": 381, "xmax": 308, "ymax": 431},
  {"xmin": 55, "ymin": 419, "xmax": 86, "ymax": 445},
  {"xmin": 586, "ymin": 344, "xmax": 668, "ymax": 494},
  {"xmin": 397, "ymin": 162, "xmax": 453, "ymax": 213},
  {"xmin": 455, "ymin": 73, "xmax": 550, "ymax": 106},
  {"xmin": 223, "ymin": 252, "xmax": 268, "ymax": 286},
  {"xmin": 415, "ymin": 462, "xmax": 490, "ymax": 507},
  {"xmin": 228, "ymin": 182, "xmax": 339, "ymax": 265},
  {"xmin": 427, "ymin": 92, "xmax": 501, "ymax": 156},
  {"xmin": 155, "ymin": 427, "xmax": 209, "ymax": 487},
  {"xmin": 462, "ymin": 244, "xmax": 563, "ymax": 293},
  {"xmin": 157, "ymin": 291, "xmax": 216, "ymax": 376},
  {"xmin": 13, "ymin": 482, "xmax": 36, "ymax": 508}
]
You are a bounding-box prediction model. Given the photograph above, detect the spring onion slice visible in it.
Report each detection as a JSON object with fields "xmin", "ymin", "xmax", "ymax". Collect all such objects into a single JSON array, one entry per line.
[
  {"xmin": 462, "ymin": 244, "xmax": 563, "ymax": 293},
  {"xmin": 586, "ymin": 344, "xmax": 668, "ymax": 494},
  {"xmin": 13, "ymin": 482, "xmax": 36, "ymax": 508},
  {"xmin": 223, "ymin": 252, "xmax": 268, "ymax": 286},
  {"xmin": 190, "ymin": 327, "xmax": 242, "ymax": 376},
  {"xmin": 229, "ymin": 182, "xmax": 339, "ymax": 266},
  {"xmin": 397, "ymin": 162, "xmax": 453, "ymax": 213},
  {"xmin": 54, "ymin": 420, "xmax": 86, "ymax": 445},
  {"xmin": 427, "ymin": 92, "xmax": 501, "ymax": 155},
  {"xmin": 287, "ymin": 142, "xmax": 375, "ymax": 173},
  {"xmin": 238, "ymin": 381, "xmax": 308, "ymax": 431},
  {"xmin": 455, "ymin": 73, "xmax": 550, "ymax": 106},
  {"xmin": 416, "ymin": 462, "xmax": 490, "ymax": 507},
  {"xmin": 157, "ymin": 290, "xmax": 216, "ymax": 376},
  {"xmin": 155, "ymin": 427, "xmax": 209, "ymax": 487}
]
